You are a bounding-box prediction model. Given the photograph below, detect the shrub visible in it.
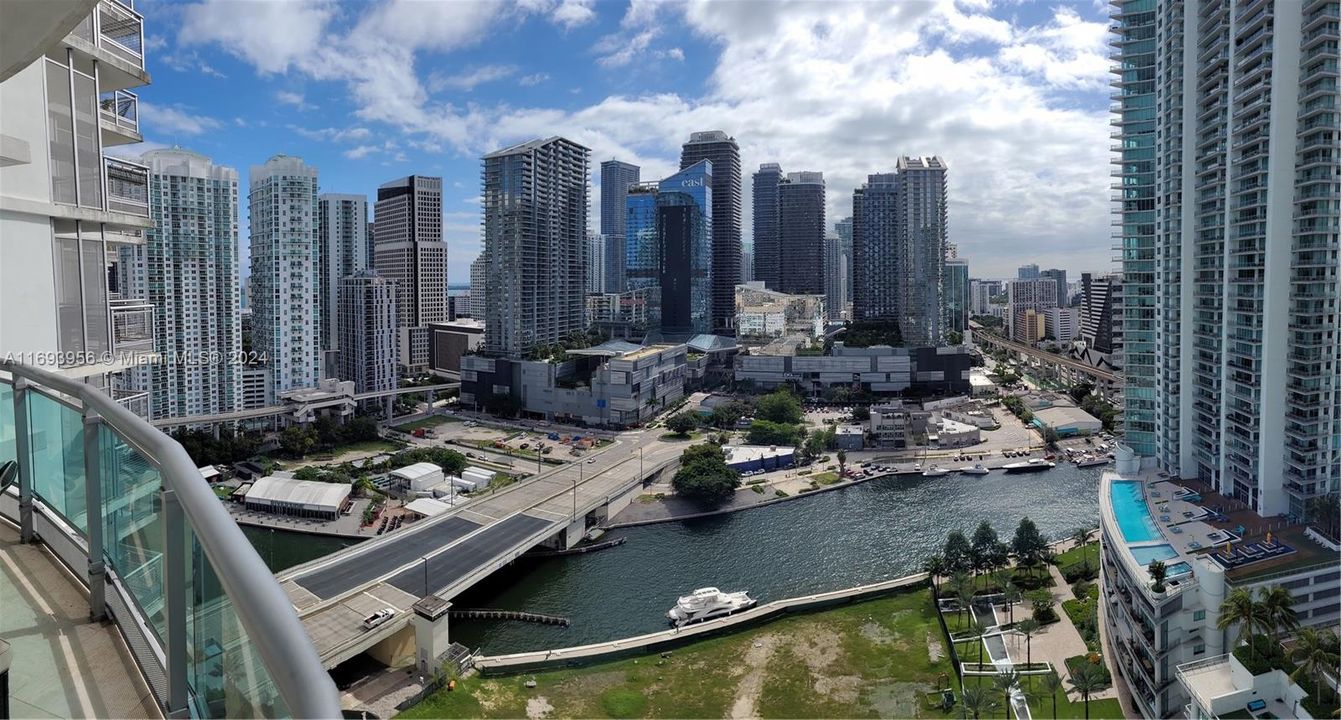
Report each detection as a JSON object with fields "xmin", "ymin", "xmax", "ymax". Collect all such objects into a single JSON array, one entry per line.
[
  {"xmin": 751, "ymin": 485, "xmax": 765, "ymax": 494},
  {"xmin": 1072, "ymin": 580, "xmax": 1093, "ymax": 600},
  {"xmin": 1064, "ymin": 654, "xmax": 1112, "ymax": 689},
  {"xmin": 774, "ymin": 489, "xmax": 789, "ymax": 497}
]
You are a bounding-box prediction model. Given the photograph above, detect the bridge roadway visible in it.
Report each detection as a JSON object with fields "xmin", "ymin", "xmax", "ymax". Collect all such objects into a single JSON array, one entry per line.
[{"xmin": 274, "ymin": 430, "xmax": 687, "ymax": 667}]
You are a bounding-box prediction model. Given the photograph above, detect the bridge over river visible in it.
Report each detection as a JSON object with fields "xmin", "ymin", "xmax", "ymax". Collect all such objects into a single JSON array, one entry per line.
[{"xmin": 273, "ymin": 430, "xmax": 687, "ymax": 668}]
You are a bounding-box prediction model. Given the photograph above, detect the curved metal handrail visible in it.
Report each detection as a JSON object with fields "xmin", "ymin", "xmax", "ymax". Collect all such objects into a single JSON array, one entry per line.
[{"xmin": 1, "ymin": 360, "xmax": 340, "ymax": 718}]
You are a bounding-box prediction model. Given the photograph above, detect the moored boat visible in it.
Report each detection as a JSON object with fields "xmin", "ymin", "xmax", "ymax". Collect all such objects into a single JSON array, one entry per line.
[
  {"xmin": 666, "ymin": 587, "xmax": 756, "ymax": 627},
  {"xmin": 958, "ymin": 464, "xmax": 990, "ymax": 475},
  {"xmin": 922, "ymin": 465, "xmax": 952, "ymax": 477},
  {"xmin": 1002, "ymin": 458, "xmax": 1055, "ymax": 473},
  {"xmin": 1074, "ymin": 455, "xmax": 1110, "ymax": 468}
]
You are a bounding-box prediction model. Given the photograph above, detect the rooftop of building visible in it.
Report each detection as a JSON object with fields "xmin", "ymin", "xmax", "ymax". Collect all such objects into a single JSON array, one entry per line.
[
  {"xmin": 1, "ymin": 521, "xmax": 161, "ymax": 719},
  {"xmin": 245, "ymin": 475, "xmax": 351, "ymax": 508},
  {"xmin": 1033, "ymin": 405, "xmax": 1100, "ymax": 428},
  {"xmin": 723, "ymin": 445, "xmax": 795, "ymax": 463},
  {"xmin": 1101, "ymin": 467, "xmax": 1337, "ymax": 590},
  {"xmin": 390, "ymin": 462, "xmax": 442, "ymax": 480},
  {"xmin": 482, "ymin": 136, "xmax": 589, "ymax": 159}
]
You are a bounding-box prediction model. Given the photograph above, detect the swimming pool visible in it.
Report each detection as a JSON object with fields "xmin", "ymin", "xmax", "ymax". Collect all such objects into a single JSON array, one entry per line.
[
  {"xmin": 1130, "ymin": 544, "xmax": 1178, "ymax": 566},
  {"xmin": 1111, "ymin": 480, "xmax": 1161, "ymax": 543}
]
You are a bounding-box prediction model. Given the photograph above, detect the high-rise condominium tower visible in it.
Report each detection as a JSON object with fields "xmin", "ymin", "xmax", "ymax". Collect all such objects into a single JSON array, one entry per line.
[
  {"xmin": 600, "ymin": 160, "xmax": 639, "ymax": 293},
  {"xmin": 470, "ymin": 253, "xmax": 488, "ymax": 320},
  {"xmin": 374, "ymin": 175, "xmax": 447, "ymax": 372},
  {"xmin": 1006, "ymin": 278, "xmax": 1057, "ymax": 343},
  {"xmin": 586, "ymin": 232, "xmax": 606, "ymax": 295},
  {"xmin": 835, "ymin": 216, "xmax": 854, "ymax": 303},
  {"xmin": 338, "ymin": 270, "xmax": 398, "ymax": 394},
  {"xmin": 1017, "ymin": 263, "xmax": 1039, "ymax": 279},
  {"xmin": 777, "ymin": 171, "xmax": 825, "ymax": 295},
  {"xmin": 1113, "ymin": 0, "xmax": 1339, "ymax": 515},
  {"xmin": 944, "ymin": 258, "xmax": 970, "ymax": 336},
  {"xmin": 1079, "ymin": 272, "xmax": 1122, "ymax": 363},
  {"xmin": 680, "ymin": 131, "xmax": 741, "ymax": 334},
  {"xmin": 135, "ymin": 149, "xmax": 241, "ymax": 420},
  {"xmin": 318, "ymin": 193, "xmax": 369, "ymax": 377},
  {"xmin": 751, "ymin": 163, "xmax": 783, "ymax": 290},
  {"xmin": 482, "ymin": 137, "xmax": 590, "ymax": 356},
  {"xmin": 851, "ymin": 157, "xmax": 949, "ymax": 346},
  {"xmin": 823, "ymin": 235, "xmax": 848, "ymax": 322},
  {"xmin": 250, "ymin": 155, "xmax": 320, "ymax": 399},
  {"xmin": 1040, "ymin": 268, "xmax": 1068, "ymax": 309}
]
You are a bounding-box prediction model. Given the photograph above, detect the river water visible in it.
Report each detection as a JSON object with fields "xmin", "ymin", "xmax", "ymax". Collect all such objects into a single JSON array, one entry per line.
[{"xmin": 243, "ymin": 464, "xmax": 1105, "ymax": 656}]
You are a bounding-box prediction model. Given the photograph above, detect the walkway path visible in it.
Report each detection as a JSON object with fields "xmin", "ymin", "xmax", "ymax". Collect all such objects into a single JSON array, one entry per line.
[{"xmin": 1001, "ymin": 563, "xmax": 1116, "ymax": 701}]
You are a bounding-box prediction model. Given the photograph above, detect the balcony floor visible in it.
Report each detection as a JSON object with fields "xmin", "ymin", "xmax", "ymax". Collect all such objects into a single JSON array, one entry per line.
[{"xmin": 0, "ymin": 520, "xmax": 160, "ymax": 719}]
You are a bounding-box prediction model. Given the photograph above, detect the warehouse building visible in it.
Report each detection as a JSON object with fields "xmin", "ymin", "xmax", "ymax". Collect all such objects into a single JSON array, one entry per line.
[{"xmin": 243, "ymin": 474, "xmax": 351, "ymax": 520}]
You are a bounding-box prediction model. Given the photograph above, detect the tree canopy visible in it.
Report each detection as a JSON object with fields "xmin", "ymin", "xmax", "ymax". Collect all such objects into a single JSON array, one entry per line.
[
  {"xmin": 666, "ymin": 411, "xmax": 699, "ymax": 436},
  {"xmin": 755, "ymin": 388, "xmax": 802, "ymax": 425},
  {"xmin": 943, "ymin": 530, "xmax": 973, "ymax": 575},
  {"xmin": 671, "ymin": 443, "xmax": 741, "ymax": 507},
  {"xmin": 1011, "ymin": 516, "xmax": 1050, "ymax": 571},
  {"xmin": 746, "ymin": 419, "xmax": 800, "ymax": 447},
  {"xmin": 394, "ymin": 446, "xmax": 468, "ymax": 476}
]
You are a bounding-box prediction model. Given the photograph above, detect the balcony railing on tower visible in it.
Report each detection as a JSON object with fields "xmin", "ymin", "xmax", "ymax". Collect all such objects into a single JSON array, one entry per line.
[
  {"xmin": 109, "ymin": 297, "xmax": 153, "ymax": 353},
  {"xmin": 103, "ymin": 156, "xmax": 149, "ymax": 217}
]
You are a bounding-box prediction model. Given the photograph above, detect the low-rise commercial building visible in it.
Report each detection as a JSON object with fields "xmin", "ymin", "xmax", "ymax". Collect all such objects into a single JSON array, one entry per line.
[
  {"xmin": 461, "ymin": 341, "xmax": 687, "ymax": 428},
  {"xmin": 391, "ymin": 462, "xmax": 444, "ymax": 494},
  {"xmin": 723, "ymin": 445, "xmax": 795, "ymax": 472},
  {"xmin": 968, "ymin": 372, "xmax": 997, "ymax": 397},
  {"xmin": 427, "ymin": 320, "xmax": 484, "ymax": 375},
  {"xmin": 243, "ymin": 474, "xmax": 351, "ymax": 520},
  {"xmin": 1034, "ymin": 405, "xmax": 1101, "ymax": 436},
  {"xmin": 929, "ymin": 417, "xmax": 980, "ymax": 448},
  {"xmin": 870, "ymin": 403, "xmax": 911, "ymax": 448},
  {"xmin": 835, "ymin": 425, "xmax": 865, "ymax": 450},
  {"xmin": 735, "ymin": 343, "xmax": 973, "ymax": 396}
]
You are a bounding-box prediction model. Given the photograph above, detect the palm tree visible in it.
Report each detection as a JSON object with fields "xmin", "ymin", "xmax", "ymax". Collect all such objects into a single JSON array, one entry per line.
[
  {"xmin": 993, "ymin": 670, "xmax": 1019, "ymax": 719},
  {"xmin": 1003, "ymin": 578, "xmax": 1022, "ymax": 625},
  {"xmin": 957, "ymin": 586, "xmax": 975, "ymax": 629},
  {"xmin": 1071, "ymin": 526, "xmax": 1096, "ymax": 572},
  {"xmin": 1067, "ymin": 663, "xmax": 1104, "ymax": 720},
  {"xmin": 1041, "ymin": 671, "xmax": 1063, "ymax": 720},
  {"xmin": 924, "ymin": 554, "xmax": 947, "ymax": 598},
  {"xmin": 1258, "ymin": 585, "xmax": 1299, "ymax": 639},
  {"xmin": 1218, "ymin": 587, "xmax": 1267, "ymax": 659},
  {"xmin": 836, "ymin": 448, "xmax": 847, "ymax": 479},
  {"xmin": 960, "ymin": 686, "xmax": 996, "ymax": 720},
  {"xmin": 967, "ymin": 620, "xmax": 989, "ymax": 665},
  {"xmin": 1148, "ymin": 559, "xmax": 1168, "ymax": 593},
  {"xmin": 1291, "ymin": 628, "xmax": 1341, "ymax": 707},
  {"xmin": 1016, "ymin": 617, "xmax": 1041, "ymax": 668}
]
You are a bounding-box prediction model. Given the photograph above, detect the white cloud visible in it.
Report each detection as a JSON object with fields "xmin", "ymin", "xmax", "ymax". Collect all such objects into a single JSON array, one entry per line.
[
  {"xmin": 664, "ymin": 47, "xmax": 685, "ymax": 62},
  {"xmin": 178, "ymin": 0, "xmax": 336, "ymax": 74},
  {"xmin": 518, "ymin": 72, "xmax": 550, "ymax": 86},
  {"xmin": 428, "ymin": 64, "xmax": 517, "ymax": 92},
  {"xmin": 138, "ymin": 102, "xmax": 223, "ymax": 136},
  {"xmin": 343, "ymin": 145, "xmax": 378, "ymax": 159},
  {"xmin": 551, "ymin": 0, "xmax": 596, "ymax": 29},
  {"xmin": 594, "ymin": 28, "xmax": 658, "ymax": 67},
  {"xmin": 274, "ymin": 90, "xmax": 314, "ymax": 110},
  {"xmin": 160, "ymin": 48, "xmax": 226, "ymax": 78},
  {"xmin": 289, "ymin": 125, "xmax": 373, "ymax": 143},
  {"xmin": 999, "ymin": 7, "xmax": 1110, "ymax": 89}
]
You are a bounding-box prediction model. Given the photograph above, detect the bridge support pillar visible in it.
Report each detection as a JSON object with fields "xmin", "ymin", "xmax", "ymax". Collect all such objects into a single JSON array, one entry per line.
[
  {"xmin": 543, "ymin": 518, "xmax": 586, "ymax": 550},
  {"xmin": 412, "ymin": 596, "xmax": 452, "ymax": 678}
]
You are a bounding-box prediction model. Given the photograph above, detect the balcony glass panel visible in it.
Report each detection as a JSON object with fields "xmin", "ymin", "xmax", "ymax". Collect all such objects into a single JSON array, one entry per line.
[
  {"xmin": 46, "ymin": 61, "xmax": 76, "ymax": 206},
  {"xmin": 74, "ymin": 70, "xmax": 102, "ymax": 210},
  {"xmin": 27, "ymin": 390, "xmax": 87, "ymax": 532},
  {"xmin": 0, "ymin": 381, "xmax": 14, "ymax": 465},
  {"xmin": 100, "ymin": 425, "xmax": 165, "ymax": 640},
  {"xmin": 186, "ymin": 522, "xmax": 290, "ymax": 718}
]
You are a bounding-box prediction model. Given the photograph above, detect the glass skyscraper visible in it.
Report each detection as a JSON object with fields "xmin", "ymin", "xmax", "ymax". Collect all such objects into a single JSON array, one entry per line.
[{"xmin": 624, "ymin": 161, "xmax": 714, "ymax": 337}]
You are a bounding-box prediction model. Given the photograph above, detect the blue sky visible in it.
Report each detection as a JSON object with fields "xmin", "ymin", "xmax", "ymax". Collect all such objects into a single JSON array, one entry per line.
[{"xmin": 124, "ymin": 0, "xmax": 1115, "ymax": 284}]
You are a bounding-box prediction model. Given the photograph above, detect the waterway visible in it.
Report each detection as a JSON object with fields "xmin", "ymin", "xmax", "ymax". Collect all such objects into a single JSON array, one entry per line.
[{"xmin": 244, "ymin": 464, "xmax": 1105, "ymax": 655}]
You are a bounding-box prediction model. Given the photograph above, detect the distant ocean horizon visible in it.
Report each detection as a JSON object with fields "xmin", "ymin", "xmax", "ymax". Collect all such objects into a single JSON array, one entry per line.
[{"xmin": 449, "ymin": 284, "xmax": 470, "ymax": 296}]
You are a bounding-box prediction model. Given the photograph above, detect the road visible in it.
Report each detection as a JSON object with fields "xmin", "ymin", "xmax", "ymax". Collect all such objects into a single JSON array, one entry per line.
[{"xmin": 275, "ymin": 426, "xmax": 688, "ymax": 667}]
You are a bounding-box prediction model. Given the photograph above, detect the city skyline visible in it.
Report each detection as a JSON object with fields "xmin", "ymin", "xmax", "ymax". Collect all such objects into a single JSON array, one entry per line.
[{"xmin": 116, "ymin": 0, "xmax": 1119, "ymax": 283}]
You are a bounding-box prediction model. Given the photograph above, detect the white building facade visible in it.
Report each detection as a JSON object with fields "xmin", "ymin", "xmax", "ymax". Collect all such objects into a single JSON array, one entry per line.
[
  {"xmin": 318, "ymin": 193, "xmax": 369, "ymax": 377},
  {"xmin": 249, "ymin": 155, "xmax": 320, "ymax": 402},
  {"xmin": 337, "ymin": 270, "xmax": 397, "ymax": 395}
]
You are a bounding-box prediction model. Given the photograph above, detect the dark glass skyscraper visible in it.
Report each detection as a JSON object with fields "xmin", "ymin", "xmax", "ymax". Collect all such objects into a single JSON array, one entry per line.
[
  {"xmin": 680, "ymin": 130, "xmax": 740, "ymax": 335},
  {"xmin": 600, "ymin": 159, "xmax": 639, "ymax": 293},
  {"xmin": 624, "ymin": 161, "xmax": 713, "ymax": 337},
  {"xmin": 751, "ymin": 163, "xmax": 782, "ymax": 290},
  {"xmin": 777, "ymin": 171, "xmax": 825, "ymax": 295}
]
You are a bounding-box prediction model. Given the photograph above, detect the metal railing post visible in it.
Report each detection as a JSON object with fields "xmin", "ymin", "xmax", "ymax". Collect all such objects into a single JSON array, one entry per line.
[
  {"xmin": 12, "ymin": 377, "xmax": 34, "ymax": 543},
  {"xmin": 83, "ymin": 407, "xmax": 106, "ymax": 621},
  {"xmin": 162, "ymin": 487, "xmax": 189, "ymax": 716}
]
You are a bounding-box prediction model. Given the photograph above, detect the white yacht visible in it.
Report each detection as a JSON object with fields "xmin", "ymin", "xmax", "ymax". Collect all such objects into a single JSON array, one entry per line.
[
  {"xmin": 921, "ymin": 465, "xmax": 952, "ymax": 477},
  {"xmin": 666, "ymin": 587, "xmax": 756, "ymax": 627},
  {"xmin": 958, "ymin": 464, "xmax": 990, "ymax": 476},
  {"xmin": 1075, "ymin": 455, "xmax": 1110, "ymax": 468},
  {"xmin": 1003, "ymin": 458, "xmax": 1055, "ymax": 473}
]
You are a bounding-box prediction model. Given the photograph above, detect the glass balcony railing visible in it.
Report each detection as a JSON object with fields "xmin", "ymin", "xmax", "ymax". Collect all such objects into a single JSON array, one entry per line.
[
  {"xmin": 99, "ymin": 89, "xmax": 139, "ymax": 134},
  {"xmin": 95, "ymin": 0, "xmax": 144, "ymax": 69},
  {"xmin": 0, "ymin": 360, "xmax": 340, "ymax": 718}
]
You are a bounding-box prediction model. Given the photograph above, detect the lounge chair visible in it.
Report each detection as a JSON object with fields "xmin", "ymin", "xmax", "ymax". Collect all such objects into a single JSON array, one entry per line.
[
  {"xmin": 1170, "ymin": 526, "xmax": 1184, "ymax": 535},
  {"xmin": 1160, "ymin": 515, "xmax": 1172, "ymax": 522}
]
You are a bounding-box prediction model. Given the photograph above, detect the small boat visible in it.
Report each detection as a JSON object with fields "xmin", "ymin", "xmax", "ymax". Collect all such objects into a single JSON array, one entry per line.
[
  {"xmin": 922, "ymin": 465, "xmax": 952, "ymax": 477},
  {"xmin": 1075, "ymin": 455, "xmax": 1110, "ymax": 468},
  {"xmin": 1003, "ymin": 458, "xmax": 1055, "ymax": 474},
  {"xmin": 667, "ymin": 587, "xmax": 756, "ymax": 627},
  {"xmin": 959, "ymin": 464, "xmax": 990, "ymax": 475}
]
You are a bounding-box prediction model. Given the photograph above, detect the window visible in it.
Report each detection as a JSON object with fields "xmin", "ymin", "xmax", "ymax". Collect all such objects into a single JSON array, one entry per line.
[
  {"xmin": 1193, "ymin": 644, "xmax": 1205, "ymax": 656},
  {"xmin": 1193, "ymin": 609, "xmax": 1206, "ymax": 621}
]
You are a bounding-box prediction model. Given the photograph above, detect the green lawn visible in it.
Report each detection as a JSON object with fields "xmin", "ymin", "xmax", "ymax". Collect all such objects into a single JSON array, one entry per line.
[
  {"xmin": 394, "ymin": 415, "xmax": 460, "ymax": 433},
  {"xmin": 401, "ymin": 588, "xmax": 959, "ymax": 719},
  {"xmin": 812, "ymin": 471, "xmax": 841, "ymax": 485},
  {"xmin": 330, "ymin": 439, "xmax": 401, "ymax": 455},
  {"xmin": 1053, "ymin": 542, "xmax": 1100, "ymax": 581},
  {"xmin": 963, "ymin": 673, "xmax": 1124, "ymax": 719}
]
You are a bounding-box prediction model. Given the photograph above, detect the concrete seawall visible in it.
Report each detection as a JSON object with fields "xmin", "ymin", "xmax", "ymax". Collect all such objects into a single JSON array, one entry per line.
[{"xmin": 472, "ymin": 571, "xmax": 930, "ymax": 674}]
